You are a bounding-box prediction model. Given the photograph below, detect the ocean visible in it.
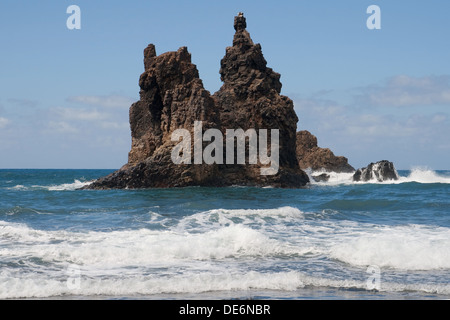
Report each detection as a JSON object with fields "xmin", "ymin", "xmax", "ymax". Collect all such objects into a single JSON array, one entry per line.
[{"xmin": 0, "ymin": 168, "xmax": 449, "ymax": 300}]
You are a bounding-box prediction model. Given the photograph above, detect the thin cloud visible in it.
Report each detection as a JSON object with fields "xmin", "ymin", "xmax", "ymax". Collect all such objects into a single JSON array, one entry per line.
[
  {"xmin": 354, "ymin": 75, "xmax": 450, "ymax": 107},
  {"xmin": 44, "ymin": 96, "xmax": 131, "ymax": 139},
  {"xmin": 52, "ymin": 106, "xmax": 108, "ymax": 122},
  {"xmin": 0, "ymin": 117, "xmax": 10, "ymax": 128},
  {"xmin": 7, "ymin": 98, "xmax": 39, "ymax": 108},
  {"xmin": 294, "ymin": 95, "xmax": 450, "ymax": 169},
  {"xmin": 67, "ymin": 95, "xmax": 135, "ymax": 109},
  {"xmin": 100, "ymin": 121, "xmax": 129, "ymax": 130},
  {"xmin": 295, "ymin": 96, "xmax": 449, "ymax": 141},
  {"xmin": 47, "ymin": 121, "xmax": 79, "ymax": 134}
]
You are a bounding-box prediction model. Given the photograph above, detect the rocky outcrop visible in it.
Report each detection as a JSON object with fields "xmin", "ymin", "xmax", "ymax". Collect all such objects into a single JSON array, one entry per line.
[
  {"xmin": 296, "ymin": 130, "xmax": 355, "ymax": 173},
  {"xmin": 211, "ymin": 13, "xmax": 308, "ymax": 187},
  {"xmin": 85, "ymin": 13, "xmax": 309, "ymax": 190},
  {"xmin": 87, "ymin": 46, "xmax": 221, "ymax": 189},
  {"xmin": 353, "ymin": 160, "xmax": 399, "ymax": 182}
]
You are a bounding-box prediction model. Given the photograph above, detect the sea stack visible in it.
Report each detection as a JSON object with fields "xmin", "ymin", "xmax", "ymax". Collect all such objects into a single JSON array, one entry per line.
[{"xmin": 85, "ymin": 13, "xmax": 309, "ymax": 189}]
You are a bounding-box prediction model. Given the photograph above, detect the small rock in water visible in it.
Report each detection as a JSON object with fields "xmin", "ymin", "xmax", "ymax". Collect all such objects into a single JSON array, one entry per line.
[
  {"xmin": 312, "ymin": 173, "xmax": 330, "ymax": 183},
  {"xmin": 353, "ymin": 160, "xmax": 399, "ymax": 182}
]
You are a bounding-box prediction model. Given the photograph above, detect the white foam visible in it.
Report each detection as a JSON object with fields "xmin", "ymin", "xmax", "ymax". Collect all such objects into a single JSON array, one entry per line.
[
  {"xmin": 4, "ymin": 210, "xmax": 449, "ymax": 272},
  {"xmin": 399, "ymin": 167, "xmax": 450, "ymax": 184},
  {"xmin": 47, "ymin": 179, "xmax": 92, "ymax": 191},
  {"xmin": 1, "ymin": 267, "xmax": 449, "ymax": 299},
  {"xmin": 2, "ymin": 206, "xmax": 450, "ymax": 298},
  {"xmin": 0, "ymin": 270, "xmax": 340, "ymax": 299},
  {"xmin": 329, "ymin": 224, "xmax": 450, "ymax": 270},
  {"xmin": 306, "ymin": 169, "xmax": 355, "ymax": 186},
  {"xmin": 0, "ymin": 220, "xmax": 315, "ymax": 299},
  {"xmin": 7, "ymin": 185, "xmax": 27, "ymax": 190},
  {"xmin": 5, "ymin": 180, "xmax": 93, "ymax": 191},
  {"xmin": 173, "ymin": 207, "xmax": 306, "ymax": 239},
  {"xmin": 308, "ymin": 168, "xmax": 450, "ymax": 185},
  {"xmin": 0, "ymin": 220, "xmax": 307, "ymax": 269}
]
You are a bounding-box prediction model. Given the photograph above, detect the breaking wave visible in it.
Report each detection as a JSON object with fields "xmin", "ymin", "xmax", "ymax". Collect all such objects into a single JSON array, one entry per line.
[
  {"xmin": 6, "ymin": 179, "xmax": 92, "ymax": 191},
  {"xmin": 1, "ymin": 204, "xmax": 449, "ymax": 299},
  {"xmin": 308, "ymin": 168, "xmax": 450, "ymax": 185}
]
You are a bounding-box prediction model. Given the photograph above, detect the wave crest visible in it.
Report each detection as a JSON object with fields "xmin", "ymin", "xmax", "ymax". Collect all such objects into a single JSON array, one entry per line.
[{"xmin": 308, "ymin": 168, "xmax": 450, "ymax": 185}]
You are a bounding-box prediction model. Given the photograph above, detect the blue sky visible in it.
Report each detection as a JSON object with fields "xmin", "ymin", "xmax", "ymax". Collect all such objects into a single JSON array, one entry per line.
[{"xmin": 0, "ymin": 0, "xmax": 449, "ymax": 169}]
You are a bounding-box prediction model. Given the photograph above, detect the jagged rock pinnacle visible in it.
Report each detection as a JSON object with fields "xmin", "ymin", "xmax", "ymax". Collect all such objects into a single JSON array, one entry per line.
[
  {"xmin": 232, "ymin": 13, "xmax": 254, "ymax": 48},
  {"xmin": 84, "ymin": 14, "xmax": 310, "ymax": 189},
  {"xmin": 220, "ymin": 14, "xmax": 281, "ymax": 95}
]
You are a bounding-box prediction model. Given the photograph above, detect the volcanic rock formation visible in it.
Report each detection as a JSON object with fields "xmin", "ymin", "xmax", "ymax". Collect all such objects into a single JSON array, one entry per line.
[
  {"xmin": 353, "ymin": 160, "xmax": 399, "ymax": 182},
  {"xmin": 296, "ymin": 130, "xmax": 355, "ymax": 173},
  {"xmin": 85, "ymin": 13, "xmax": 309, "ymax": 189}
]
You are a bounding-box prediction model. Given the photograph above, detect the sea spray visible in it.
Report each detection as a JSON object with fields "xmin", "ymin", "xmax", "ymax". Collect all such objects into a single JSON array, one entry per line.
[{"xmin": 307, "ymin": 168, "xmax": 450, "ymax": 185}]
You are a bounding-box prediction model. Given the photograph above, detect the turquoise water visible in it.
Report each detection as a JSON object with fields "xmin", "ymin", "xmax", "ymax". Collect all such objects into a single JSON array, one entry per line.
[{"xmin": 0, "ymin": 169, "xmax": 449, "ymax": 299}]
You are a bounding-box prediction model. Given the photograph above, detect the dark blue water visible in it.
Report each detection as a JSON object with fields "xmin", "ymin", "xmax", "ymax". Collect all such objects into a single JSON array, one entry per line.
[{"xmin": 0, "ymin": 169, "xmax": 449, "ymax": 299}]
